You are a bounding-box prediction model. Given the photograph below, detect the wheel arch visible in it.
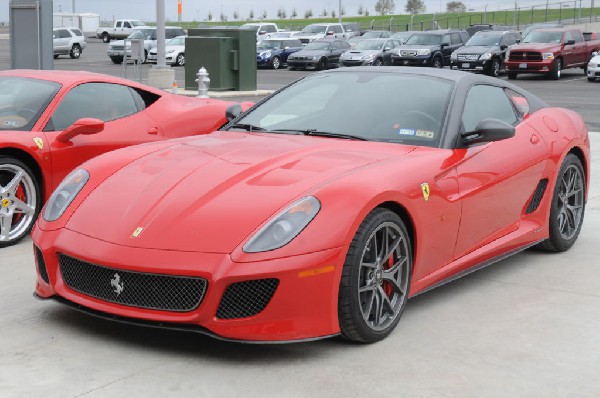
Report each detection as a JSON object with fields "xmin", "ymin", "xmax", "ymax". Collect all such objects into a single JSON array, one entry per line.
[
  {"xmin": 376, "ymin": 201, "xmax": 415, "ymax": 257},
  {"xmin": 0, "ymin": 148, "xmax": 45, "ymax": 199},
  {"xmin": 568, "ymin": 145, "xmax": 588, "ymax": 186}
]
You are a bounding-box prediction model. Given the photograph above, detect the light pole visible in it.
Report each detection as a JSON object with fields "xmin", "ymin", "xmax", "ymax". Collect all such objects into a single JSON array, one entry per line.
[{"xmin": 338, "ymin": 0, "xmax": 342, "ymax": 24}]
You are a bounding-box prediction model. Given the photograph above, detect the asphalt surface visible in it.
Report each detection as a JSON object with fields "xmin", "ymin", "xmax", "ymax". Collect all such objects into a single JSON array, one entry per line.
[{"xmin": 1, "ymin": 37, "xmax": 600, "ymax": 397}]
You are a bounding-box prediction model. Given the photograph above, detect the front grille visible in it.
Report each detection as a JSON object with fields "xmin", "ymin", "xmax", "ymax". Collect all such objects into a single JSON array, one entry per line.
[
  {"xmin": 35, "ymin": 246, "xmax": 49, "ymax": 284},
  {"xmin": 111, "ymin": 45, "xmax": 125, "ymax": 51},
  {"xmin": 526, "ymin": 178, "xmax": 549, "ymax": 214},
  {"xmin": 299, "ymin": 38, "xmax": 310, "ymax": 44},
  {"xmin": 400, "ymin": 50, "xmax": 417, "ymax": 56},
  {"xmin": 457, "ymin": 54, "xmax": 480, "ymax": 61},
  {"xmin": 342, "ymin": 60, "xmax": 363, "ymax": 66},
  {"xmin": 509, "ymin": 51, "xmax": 542, "ymax": 62},
  {"xmin": 58, "ymin": 253, "xmax": 207, "ymax": 312},
  {"xmin": 216, "ymin": 279, "xmax": 279, "ymax": 319}
]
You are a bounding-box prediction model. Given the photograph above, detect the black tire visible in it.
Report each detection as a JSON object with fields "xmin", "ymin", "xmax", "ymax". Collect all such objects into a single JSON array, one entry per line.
[
  {"xmin": 110, "ymin": 56, "xmax": 123, "ymax": 64},
  {"xmin": 0, "ymin": 156, "xmax": 41, "ymax": 248},
  {"xmin": 550, "ymin": 58, "xmax": 562, "ymax": 80},
  {"xmin": 270, "ymin": 56, "xmax": 281, "ymax": 70},
  {"xmin": 486, "ymin": 58, "xmax": 501, "ymax": 77},
  {"xmin": 101, "ymin": 32, "xmax": 110, "ymax": 43},
  {"xmin": 432, "ymin": 55, "xmax": 443, "ymax": 68},
  {"xmin": 316, "ymin": 58, "xmax": 327, "ymax": 71},
  {"xmin": 537, "ymin": 154, "xmax": 586, "ymax": 252},
  {"xmin": 373, "ymin": 58, "xmax": 383, "ymax": 66},
  {"xmin": 69, "ymin": 44, "xmax": 81, "ymax": 59},
  {"xmin": 53, "ymin": 55, "xmax": 59, "ymax": 59},
  {"xmin": 175, "ymin": 52, "xmax": 185, "ymax": 66},
  {"xmin": 507, "ymin": 71, "xmax": 518, "ymax": 80},
  {"xmin": 588, "ymin": 77, "xmax": 596, "ymax": 82},
  {"xmin": 338, "ymin": 208, "xmax": 412, "ymax": 343}
]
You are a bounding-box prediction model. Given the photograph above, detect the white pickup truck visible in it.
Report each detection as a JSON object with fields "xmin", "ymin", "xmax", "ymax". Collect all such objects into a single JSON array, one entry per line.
[{"xmin": 96, "ymin": 19, "xmax": 147, "ymax": 43}]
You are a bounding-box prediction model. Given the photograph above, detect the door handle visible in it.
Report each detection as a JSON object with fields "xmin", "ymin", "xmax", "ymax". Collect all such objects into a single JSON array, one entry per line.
[{"xmin": 147, "ymin": 127, "xmax": 159, "ymax": 135}]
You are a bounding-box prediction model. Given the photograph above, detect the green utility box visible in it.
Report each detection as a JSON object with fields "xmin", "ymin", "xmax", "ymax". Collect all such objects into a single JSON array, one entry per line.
[{"xmin": 185, "ymin": 28, "xmax": 257, "ymax": 91}]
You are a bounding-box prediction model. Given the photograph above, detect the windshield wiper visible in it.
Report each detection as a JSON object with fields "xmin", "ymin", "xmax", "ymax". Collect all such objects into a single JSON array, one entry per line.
[
  {"xmin": 227, "ymin": 123, "xmax": 267, "ymax": 132},
  {"xmin": 273, "ymin": 129, "xmax": 368, "ymax": 141}
]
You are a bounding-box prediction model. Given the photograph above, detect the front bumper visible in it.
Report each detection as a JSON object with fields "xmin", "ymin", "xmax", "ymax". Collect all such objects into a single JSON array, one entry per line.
[
  {"xmin": 390, "ymin": 55, "xmax": 433, "ymax": 66},
  {"xmin": 587, "ymin": 64, "xmax": 600, "ymax": 79},
  {"xmin": 450, "ymin": 59, "xmax": 489, "ymax": 72},
  {"xmin": 340, "ymin": 59, "xmax": 374, "ymax": 67},
  {"xmin": 32, "ymin": 226, "xmax": 345, "ymax": 342},
  {"xmin": 147, "ymin": 53, "xmax": 176, "ymax": 65},
  {"xmin": 287, "ymin": 59, "xmax": 320, "ymax": 69},
  {"xmin": 504, "ymin": 59, "xmax": 555, "ymax": 74}
]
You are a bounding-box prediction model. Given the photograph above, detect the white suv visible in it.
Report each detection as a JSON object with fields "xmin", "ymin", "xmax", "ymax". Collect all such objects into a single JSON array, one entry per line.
[
  {"xmin": 294, "ymin": 24, "xmax": 346, "ymax": 44},
  {"xmin": 53, "ymin": 27, "xmax": 87, "ymax": 59}
]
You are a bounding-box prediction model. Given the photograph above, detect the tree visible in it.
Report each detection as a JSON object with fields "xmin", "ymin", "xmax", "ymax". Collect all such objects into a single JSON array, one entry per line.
[
  {"xmin": 249, "ymin": 9, "xmax": 254, "ymax": 20},
  {"xmin": 331, "ymin": 10, "xmax": 336, "ymax": 18},
  {"xmin": 358, "ymin": 4, "xmax": 364, "ymax": 15},
  {"xmin": 219, "ymin": 12, "xmax": 225, "ymax": 22},
  {"xmin": 233, "ymin": 10, "xmax": 239, "ymax": 20},
  {"xmin": 292, "ymin": 8, "xmax": 298, "ymax": 18},
  {"xmin": 365, "ymin": 9, "xmax": 370, "ymax": 16},
  {"xmin": 405, "ymin": 0, "xmax": 426, "ymax": 14},
  {"xmin": 208, "ymin": 11, "xmax": 213, "ymax": 21},
  {"xmin": 446, "ymin": 1, "xmax": 466, "ymax": 13},
  {"xmin": 262, "ymin": 10, "xmax": 267, "ymax": 19},
  {"xmin": 321, "ymin": 8, "xmax": 328, "ymax": 17},
  {"xmin": 375, "ymin": 0, "xmax": 395, "ymax": 16},
  {"xmin": 277, "ymin": 8, "xmax": 282, "ymax": 18},
  {"xmin": 304, "ymin": 9, "xmax": 313, "ymax": 18},
  {"xmin": 281, "ymin": 9, "xmax": 287, "ymax": 18},
  {"xmin": 341, "ymin": 6, "xmax": 345, "ymax": 16}
]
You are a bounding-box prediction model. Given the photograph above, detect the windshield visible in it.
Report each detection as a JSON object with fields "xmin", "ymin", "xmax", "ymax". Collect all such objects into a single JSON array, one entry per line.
[
  {"xmin": 303, "ymin": 41, "xmax": 330, "ymax": 50},
  {"xmin": 301, "ymin": 25, "xmax": 327, "ymax": 34},
  {"xmin": 257, "ymin": 40, "xmax": 286, "ymax": 50},
  {"xmin": 240, "ymin": 24, "xmax": 260, "ymax": 33},
  {"xmin": 227, "ymin": 72, "xmax": 453, "ymax": 147},
  {"xmin": 405, "ymin": 34, "xmax": 442, "ymax": 45},
  {"xmin": 363, "ymin": 31, "xmax": 383, "ymax": 39},
  {"xmin": 522, "ymin": 31, "xmax": 563, "ymax": 44},
  {"xmin": 354, "ymin": 40, "xmax": 385, "ymax": 50},
  {"xmin": 131, "ymin": 20, "xmax": 145, "ymax": 27},
  {"xmin": 466, "ymin": 34, "xmax": 502, "ymax": 46},
  {"xmin": 0, "ymin": 77, "xmax": 61, "ymax": 131},
  {"xmin": 128, "ymin": 29, "xmax": 154, "ymax": 40},
  {"xmin": 167, "ymin": 37, "xmax": 185, "ymax": 46}
]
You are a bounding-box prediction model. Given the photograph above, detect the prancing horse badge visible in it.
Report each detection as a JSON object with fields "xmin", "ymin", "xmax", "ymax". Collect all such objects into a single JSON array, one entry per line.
[{"xmin": 421, "ymin": 183, "xmax": 430, "ymax": 202}]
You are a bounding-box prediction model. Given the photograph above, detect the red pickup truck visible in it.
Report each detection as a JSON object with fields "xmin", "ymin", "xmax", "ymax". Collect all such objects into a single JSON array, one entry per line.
[{"xmin": 504, "ymin": 28, "xmax": 600, "ymax": 80}]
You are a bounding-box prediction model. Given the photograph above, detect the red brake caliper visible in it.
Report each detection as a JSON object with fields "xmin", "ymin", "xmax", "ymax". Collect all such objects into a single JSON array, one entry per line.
[
  {"xmin": 12, "ymin": 184, "xmax": 26, "ymax": 225},
  {"xmin": 383, "ymin": 255, "xmax": 394, "ymax": 297}
]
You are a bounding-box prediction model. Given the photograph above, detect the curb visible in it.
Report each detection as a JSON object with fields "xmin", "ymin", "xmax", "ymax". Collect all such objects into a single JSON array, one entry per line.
[{"xmin": 170, "ymin": 88, "xmax": 274, "ymax": 98}]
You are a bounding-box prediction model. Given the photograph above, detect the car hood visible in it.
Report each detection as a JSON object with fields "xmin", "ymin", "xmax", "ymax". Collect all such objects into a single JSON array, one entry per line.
[
  {"xmin": 455, "ymin": 45, "xmax": 498, "ymax": 54},
  {"xmin": 66, "ymin": 132, "xmax": 415, "ymax": 252},
  {"xmin": 398, "ymin": 44, "xmax": 439, "ymax": 51},
  {"xmin": 342, "ymin": 49, "xmax": 380, "ymax": 58},
  {"xmin": 151, "ymin": 44, "xmax": 184, "ymax": 53},
  {"xmin": 510, "ymin": 43, "xmax": 561, "ymax": 52},
  {"xmin": 590, "ymin": 54, "xmax": 600, "ymax": 63},
  {"xmin": 292, "ymin": 50, "xmax": 328, "ymax": 57}
]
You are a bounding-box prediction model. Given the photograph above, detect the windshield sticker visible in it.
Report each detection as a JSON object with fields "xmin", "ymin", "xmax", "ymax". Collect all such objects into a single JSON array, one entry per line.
[
  {"xmin": 3, "ymin": 120, "xmax": 20, "ymax": 128},
  {"xmin": 398, "ymin": 128, "xmax": 416, "ymax": 136},
  {"xmin": 416, "ymin": 130, "xmax": 435, "ymax": 139}
]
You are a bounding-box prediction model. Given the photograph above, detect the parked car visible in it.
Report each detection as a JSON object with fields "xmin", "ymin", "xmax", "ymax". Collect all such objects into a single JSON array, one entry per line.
[
  {"xmin": 521, "ymin": 23, "xmax": 563, "ymax": 41},
  {"xmin": 391, "ymin": 30, "xmax": 470, "ymax": 68},
  {"xmin": 294, "ymin": 23, "xmax": 346, "ymax": 44},
  {"xmin": 148, "ymin": 35, "xmax": 186, "ymax": 66},
  {"xmin": 240, "ymin": 23, "xmax": 279, "ymax": 41},
  {"xmin": 339, "ymin": 38, "xmax": 402, "ymax": 66},
  {"xmin": 587, "ymin": 51, "xmax": 600, "ymax": 81},
  {"xmin": 465, "ymin": 24, "xmax": 512, "ymax": 37},
  {"xmin": 269, "ymin": 31, "xmax": 300, "ymax": 39},
  {"xmin": 286, "ymin": 39, "xmax": 350, "ymax": 70},
  {"xmin": 390, "ymin": 31, "xmax": 417, "ymax": 44},
  {"xmin": 256, "ymin": 38, "xmax": 303, "ymax": 69},
  {"xmin": 450, "ymin": 30, "xmax": 521, "ymax": 76},
  {"xmin": 504, "ymin": 28, "xmax": 600, "ymax": 80},
  {"xmin": 107, "ymin": 27, "xmax": 186, "ymax": 64},
  {"xmin": 0, "ymin": 69, "xmax": 246, "ymax": 247},
  {"xmin": 53, "ymin": 27, "xmax": 86, "ymax": 59},
  {"xmin": 96, "ymin": 19, "xmax": 147, "ymax": 43},
  {"xmin": 347, "ymin": 30, "xmax": 392, "ymax": 47},
  {"xmin": 32, "ymin": 68, "xmax": 589, "ymax": 344},
  {"xmin": 341, "ymin": 22, "xmax": 362, "ymax": 39}
]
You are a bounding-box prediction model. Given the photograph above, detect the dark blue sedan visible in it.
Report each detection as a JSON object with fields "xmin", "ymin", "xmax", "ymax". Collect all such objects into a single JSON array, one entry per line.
[{"xmin": 256, "ymin": 38, "xmax": 304, "ymax": 69}]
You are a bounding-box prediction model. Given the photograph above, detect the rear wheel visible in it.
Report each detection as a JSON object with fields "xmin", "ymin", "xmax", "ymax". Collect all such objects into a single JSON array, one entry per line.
[
  {"xmin": 70, "ymin": 44, "xmax": 81, "ymax": 59},
  {"xmin": 0, "ymin": 157, "xmax": 41, "ymax": 248},
  {"xmin": 338, "ymin": 208, "xmax": 412, "ymax": 343},
  {"xmin": 507, "ymin": 71, "xmax": 518, "ymax": 80},
  {"xmin": 101, "ymin": 32, "xmax": 110, "ymax": 43},
  {"xmin": 537, "ymin": 154, "xmax": 585, "ymax": 252},
  {"xmin": 270, "ymin": 56, "xmax": 281, "ymax": 70},
  {"xmin": 550, "ymin": 58, "xmax": 562, "ymax": 80}
]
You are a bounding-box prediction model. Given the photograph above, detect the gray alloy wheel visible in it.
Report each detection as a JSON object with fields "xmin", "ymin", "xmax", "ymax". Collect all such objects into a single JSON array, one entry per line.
[
  {"xmin": 70, "ymin": 44, "xmax": 81, "ymax": 59},
  {"xmin": 271, "ymin": 56, "xmax": 281, "ymax": 70},
  {"xmin": 338, "ymin": 208, "xmax": 412, "ymax": 343},
  {"xmin": 317, "ymin": 57, "xmax": 327, "ymax": 71},
  {"xmin": 488, "ymin": 58, "xmax": 501, "ymax": 77},
  {"xmin": 0, "ymin": 157, "xmax": 40, "ymax": 248},
  {"xmin": 102, "ymin": 32, "xmax": 110, "ymax": 43},
  {"xmin": 432, "ymin": 56, "xmax": 443, "ymax": 68},
  {"xmin": 538, "ymin": 154, "xmax": 586, "ymax": 252},
  {"xmin": 373, "ymin": 58, "xmax": 383, "ymax": 66},
  {"xmin": 176, "ymin": 53, "xmax": 185, "ymax": 66}
]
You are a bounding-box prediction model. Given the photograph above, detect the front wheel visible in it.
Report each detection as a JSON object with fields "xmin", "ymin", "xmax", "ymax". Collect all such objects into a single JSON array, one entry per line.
[
  {"xmin": 175, "ymin": 52, "xmax": 185, "ymax": 66},
  {"xmin": 507, "ymin": 71, "xmax": 518, "ymax": 80},
  {"xmin": 110, "ymin": 56, "xmax": 123, "ymax": 64},
  {"xmin": 0, "ymin": 157, "xmax": 41, "ymax": 248},
  {"xmin": 537, "ymin": 154, "xmax": 586, "ymax": 252},
  {"xmin": 338, "ymin": 208, "xmax": 412, "ymax": 343},
  {"xmin": 373, "ymin": 58, "xmax": 383, "ymax": 66},
  {"xmin": 432, "ymin": 56, "xmax": 443, "ymax": 68},
  {"xmin": 270, "ymin": 56, "xmax": 281, "ymax": 70},
  {"xmin": 550, "ymin": 58, "xmax": 562, "ymax": 80},
  {"xmin": 588, "ymin": 77, "xmax": 596, "ymax": 82},
  {"xmin": 102, "ymin": 32, "xmax": 110, "ymax": 43},
  {"xmin": 316, "ymin": 58, "xmax": 327, "ymax": 71},
  {"xmin": 486, "ymin": 58, "xmax": 501, "ymax": 77}
]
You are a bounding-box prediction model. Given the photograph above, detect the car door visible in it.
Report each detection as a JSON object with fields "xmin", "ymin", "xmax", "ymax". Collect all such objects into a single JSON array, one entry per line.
[
  {"xmin": 571, "ymin": 30, "xmax": 587, "ymax": 65},
  {"xmin": 563, "ymin": 31, "xmax": 578, "ymax": 67},
  {"xmin": 452, "ymin": 85, "xmax": 549, "ymax": 259},
  {"xmin": 54, "ymin": 29, "xmax": 71, "ymax": 53},
  {"xmin": 382, "ymin": 40, "xmax": 399, "ymax": 64},
  {"xmin": 41, "ymin": 82, "xmax": 162, "ymax": 187}
]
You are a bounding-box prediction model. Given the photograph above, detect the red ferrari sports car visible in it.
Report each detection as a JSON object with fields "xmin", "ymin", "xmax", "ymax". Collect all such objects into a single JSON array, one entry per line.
[
  {"xmin": 0, "ymin": 69, "xmax": 242, "ymax": 247},
  {"xmin": 32, "ymin": 68, "xmax": 590, "ymax": 343}
]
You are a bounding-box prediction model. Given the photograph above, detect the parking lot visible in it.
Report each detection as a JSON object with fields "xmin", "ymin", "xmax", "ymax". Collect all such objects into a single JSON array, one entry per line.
[{"xmin": 2, "ymin": 36, "xmax": 600, "ymax": 397}]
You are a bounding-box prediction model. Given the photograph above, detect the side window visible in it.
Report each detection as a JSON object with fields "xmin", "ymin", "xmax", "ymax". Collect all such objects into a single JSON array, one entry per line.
[
  {"xmin": 53, "ymin": 30, "xmax": 59, "ymax": 39},
  {"xmin": 461, "ymin": 85, "xmax": 518, "ymax": 133},
  {"xmin": 565, "ymin": 31, "xmax": 574, "ymax": 44},
  {"xmin": 72, "ymin": 29, "xmax": 83, "ymax": 36},
  {"xmin": 450, "ymin": 33, "xmax": 461, "ymax": 45},
  {"xmin": 267, "ymin": 25, "xmax": 276, "ymax": 33},
  {"xmin": 573, "ymin": 31, "xmax": 584, "ymax": 43},
  {"xmin": 502, "ymin": 34, "xmax": 516, "ymax": 46},
  {"xmin": 124, "ymin": 22, "xmax": 131, "ymax": 28},
  {"xmin": 442, "ymin": 34, "xmax": 451, "ymax": 45},
  {"xmin": 46, "ymin": 83, "xmax": 141, "ymax": 132},
  {"xmin": 333, "ymin": 25, "xmax": 343, "ymax": 34},
  {"xmin": 505, "ymin": 88, "xmax": 529, "ymax": 117},
  {"xmin": 461, "ymin": 32, "xmax": 470, "ymax": 43},
  {"xmin": 59, "ymin": 29, "xmax": 71, "ymax": 39},
  {"xmin": 116, "ymin": 21, "xmax": 122, "ymax": 28}
]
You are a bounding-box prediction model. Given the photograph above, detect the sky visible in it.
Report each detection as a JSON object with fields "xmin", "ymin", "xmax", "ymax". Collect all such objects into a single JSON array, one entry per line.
[{"xmin": 0, "ymin": 0, "xmax": 585, "ymax": 23}]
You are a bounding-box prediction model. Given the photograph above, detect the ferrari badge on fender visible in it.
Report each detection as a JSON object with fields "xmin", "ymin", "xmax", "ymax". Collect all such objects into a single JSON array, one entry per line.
[{"xmin": 421, "ymin": 183, "xmax": 430, "ymax": 201}]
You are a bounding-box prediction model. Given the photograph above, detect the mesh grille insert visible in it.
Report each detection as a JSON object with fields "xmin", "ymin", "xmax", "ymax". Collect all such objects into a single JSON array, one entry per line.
[
  {"xmin": 58, "ymin": 253, "xmax": 207, "ymax": 312},
  {"xmin": 216, "ymin": 279, "xmax": 279, "ymax": 319},
  {"xmin": 35, "ymin": 246, "xmax": 49, "ymax": 284},
  {"xmin": 526, "ymin": 178, "xmax": 549, "ymax": 214}
]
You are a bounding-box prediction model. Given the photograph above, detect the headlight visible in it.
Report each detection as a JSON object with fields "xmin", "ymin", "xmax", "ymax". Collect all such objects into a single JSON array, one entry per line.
[
  {"xmin": 309, "ymin": 56, "xmax": 318, "ymax": 60},
  {"xmin": 505, "ymin": 51, "xmax": 510, "ymax": 60},
  {"xmin": 43, "ymin": 169, "xmax": 89, "ymax": 222},
  {"xmin": 362, "ymin": 54, "xmax": 376, "ymax": 60},
  {"xmin": 542, "ymin": 52, "xmax": 555, "ymax": 60},
  {"xmin": 450, "ymin": 52, "xmax": 457, "ymax": 60},
  {"xmin": 166, "ymin": 49, "xmax": 175, "ymax": 54},
  {"xmin": 417, "ymin": 49, "xmax": 430, "ymax": 56},
  {"xmin": 243, "ymin": 196, "xmax": 321, "ymax": 253},
  {"xmin": 590, "ymin": 63, "xmax": 597, "ymax": 68},
  {"xmin": 479, "ymin": 52, "xmax": 492, "ymax": 60}
]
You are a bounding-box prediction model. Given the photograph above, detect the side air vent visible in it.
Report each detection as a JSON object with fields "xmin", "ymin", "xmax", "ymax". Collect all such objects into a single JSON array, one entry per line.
[
  {"xmin": 216, "ymin": 279, "xmax": 279, "ymax": 319},
  {"xmin": 35, "ymin": 246, "xmax": 50, "ymax": 284},
  {"xmin": 526, "ymin": 178, "xmax": 549, "ymax": 214}
]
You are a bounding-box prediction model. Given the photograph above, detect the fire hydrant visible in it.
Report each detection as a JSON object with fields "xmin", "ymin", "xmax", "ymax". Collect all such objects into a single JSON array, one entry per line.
[{"xmin": 195, "ymin": 67, "xmax": 210, "ymax": 98}]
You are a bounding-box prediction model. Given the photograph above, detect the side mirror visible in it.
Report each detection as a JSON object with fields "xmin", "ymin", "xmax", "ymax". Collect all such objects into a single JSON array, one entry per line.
[
  {"xmin": 441, "ymin": 41, "xmax": 450, "ymax": 47},
  {"xmin": 593, "ymin": 51, "xmax": 599, "ymax": 56},
  {"xmin": 516, "ymin": 39, "xmax": 521, "ymax": 43},
  {"xmin": 225, "ymin": 103, "xmax": 242, "ymax": 122},
  {"xmin": 56, "ymin": 118, "xmax": 104, "ymax": 143},
  {"xmin": 326, "ymin": 31, "xmax": 334, "ymax": 36},
  {"xmin": 565, "ymin": 39, "xmax": 575, "ymax": 45},
  {"xmin": 460, "ymin": 118, "xmax": 515, "ymax": 147},
  {"xmin": 500, "ymin": 45, "xmax": 508, "ymax": 50}
]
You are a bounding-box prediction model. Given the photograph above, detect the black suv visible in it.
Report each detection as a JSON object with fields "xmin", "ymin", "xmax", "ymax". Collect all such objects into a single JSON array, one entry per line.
[
  {"xmin": 390, "ymin": 30, "xmax": 469, "ymax": 68},
  {"xmin": 450, "ymin": 30, "xmax": 521, "ymax": 77}
]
